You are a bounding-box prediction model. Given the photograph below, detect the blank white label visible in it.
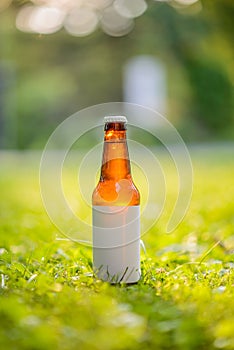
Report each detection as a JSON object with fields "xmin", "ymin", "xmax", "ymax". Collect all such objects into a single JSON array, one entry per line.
[{"xmin": 92, "ymin": 205, "xmax": 141, "ymax": 283}]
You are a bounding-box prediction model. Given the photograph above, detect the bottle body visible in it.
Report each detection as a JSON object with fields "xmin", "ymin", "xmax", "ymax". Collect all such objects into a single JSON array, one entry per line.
[{"xmin": 92, "ymin": 116, "xmax": 141, "ymax": 283}]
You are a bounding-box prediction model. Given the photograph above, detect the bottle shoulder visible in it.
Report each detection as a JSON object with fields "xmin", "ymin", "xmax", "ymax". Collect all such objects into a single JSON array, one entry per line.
[{"xmin": 92, "ymin": 178, "xmax": 140, "ymax": 206}]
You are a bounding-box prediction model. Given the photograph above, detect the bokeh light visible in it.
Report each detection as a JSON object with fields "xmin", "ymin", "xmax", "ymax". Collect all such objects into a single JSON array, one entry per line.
[
  {"xmin": 114, "ymin": 0, "xmax": 147, "ymax": 19},
  {"xmin": 101, "ymin": 5, "xmax": 134, "ymax": 37},
  {"xmin": 16, "ymin": 5, "xmax": 65, "ymax": 34},
  {"xmin": 170, "ymin": 0, "xmax": 202, "ymax": 15},
  {"xmin": 85, "ymin": 0, "xmax": 113, "ymax": 10},
  {"xmin": 64, "ymin": 8, "xmax": 99, "ymax": 37},
  {"xmin": 13, "ymin": 0, "xmax": 202, "ymax": 37},
  {"xmin": 16, "ymin": 6, "xmax": 34, "ymax": 33},
  {"xmin": 31, "ymin": 0, "xmax": 81, "ymax": 7},
  {"xmin": 174, "ymin": 0, "xmax": 199, "ymax": 5}
]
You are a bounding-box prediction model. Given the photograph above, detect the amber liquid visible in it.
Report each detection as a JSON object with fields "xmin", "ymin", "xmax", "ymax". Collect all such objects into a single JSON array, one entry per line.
[{"xmin": 92, "ymin": 122, "xmax": 140, "ymax": 206}]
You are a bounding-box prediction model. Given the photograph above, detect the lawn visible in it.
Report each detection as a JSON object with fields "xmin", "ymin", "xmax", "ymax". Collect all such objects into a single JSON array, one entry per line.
[{"xmin": 0, "ymin": 144, "xmax": 233, "ymax": 350}]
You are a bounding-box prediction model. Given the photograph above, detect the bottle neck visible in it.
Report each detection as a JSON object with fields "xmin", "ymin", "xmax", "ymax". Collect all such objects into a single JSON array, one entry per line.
[{"xmin": 100, "ymin": 122, "xmax": 131, "ymax": 181}]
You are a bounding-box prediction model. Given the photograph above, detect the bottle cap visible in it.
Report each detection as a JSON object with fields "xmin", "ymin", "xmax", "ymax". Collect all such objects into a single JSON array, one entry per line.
[{"xmin": 104, "ymin": 116, "xmax": 127, "ymax": 123}]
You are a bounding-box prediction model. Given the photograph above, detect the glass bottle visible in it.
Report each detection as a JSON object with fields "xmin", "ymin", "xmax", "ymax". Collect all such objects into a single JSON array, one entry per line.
[{"xmin": 92, "ymin": 116, "xmax": 141, "ymax": 283}]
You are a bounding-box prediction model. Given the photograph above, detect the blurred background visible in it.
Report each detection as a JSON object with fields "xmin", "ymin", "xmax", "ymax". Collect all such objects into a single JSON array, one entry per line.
[{"xmin": 0, "ymin": 0, "xmax": 233, "ymax": 149}]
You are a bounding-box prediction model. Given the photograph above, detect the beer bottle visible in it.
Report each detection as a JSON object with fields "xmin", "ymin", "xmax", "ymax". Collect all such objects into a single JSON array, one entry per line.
[{"xmin": 92, "ymin": 116, "xmax": 141, "ymax": 283}]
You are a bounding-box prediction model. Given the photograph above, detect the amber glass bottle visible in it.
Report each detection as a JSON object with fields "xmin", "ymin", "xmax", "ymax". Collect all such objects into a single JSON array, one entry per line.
[{"xmin": 92, "ymin": 116, "xmax": 141, "ymax": 283}]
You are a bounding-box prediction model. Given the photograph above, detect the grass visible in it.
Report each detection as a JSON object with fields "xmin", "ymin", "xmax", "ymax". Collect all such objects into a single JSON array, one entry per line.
[{"xmin": 0, "ymin": 144, "xmax": 234, "ymax": 350}]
